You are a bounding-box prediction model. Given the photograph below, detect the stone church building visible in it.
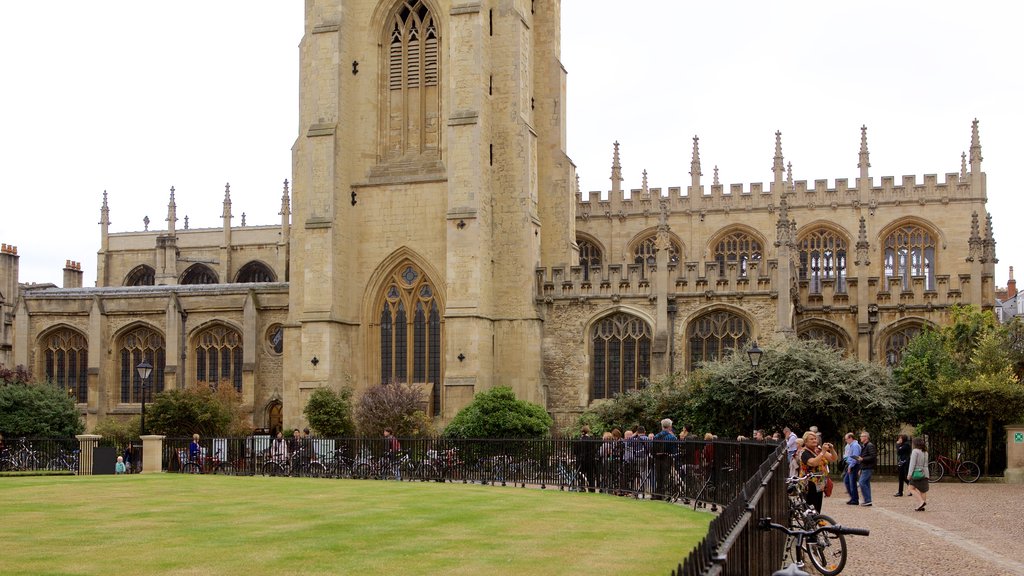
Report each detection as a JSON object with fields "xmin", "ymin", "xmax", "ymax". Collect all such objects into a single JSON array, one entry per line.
[{"xmin": 0, "ymin": 0, "xmax": 996, "ymax": 432}]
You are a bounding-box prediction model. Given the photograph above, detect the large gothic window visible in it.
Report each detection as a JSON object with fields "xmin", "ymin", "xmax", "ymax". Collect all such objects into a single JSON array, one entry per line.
[
  {"xmin": 578, "ymin": 238, "xmax": 602, "ymax": 282},
  {"xmin": 378, "ymin": 263, "xmax": 443, "ymax": 414},
  {"xmin": 884, "ymin": 324, "xmax": 922, "ymax": 367},
  {"xmin": 688, "ymin": 310, "xmax": 751, "ymax": 368},
  {"xmin": 591, "ymin": 313, "xmax": 651, "ymax": 400},
  {"xmin": 798, "ymin": 324, "xmax": 848, "ymax": 352},
  {"xmin": 235, "ymin": 261, "xmax": 276, "ymax": 283},
  {"xmin": 43, "ymin": 328, "xmax": 88, "ymax": 404},
  {"xmin": 180, "ymin": 264, "xmax": 218, "ymax": 285},
  {"xmin": 883, "ymin": 224, "xmax": 936, "ymax": 291},
  {"xmin": 383, "ymin": 1, "xmax": 440, "ymax": 161},
  {"xmin": 713, "ymin": 230, "xmax": 762, "ymax": 278},
  {"xmin": 124, "ymin": 265, "xmax": 155, "ymax": 286},
  {"xmin": 119, "ymin": 326, "xmax": 166, "ymax": 403},
  {"xmin": 194, "ymin": 325, "xmax": 243, "ymax": 392},
  {"xmin": 798, "ymin": 228, "xmax": 848, "ymax": 294}
]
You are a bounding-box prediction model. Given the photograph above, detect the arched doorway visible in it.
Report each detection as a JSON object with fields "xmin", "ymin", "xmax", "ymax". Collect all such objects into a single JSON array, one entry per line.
[{"xmin": 266, "ymin": 400, "xmax": 283, "ymax": 436}]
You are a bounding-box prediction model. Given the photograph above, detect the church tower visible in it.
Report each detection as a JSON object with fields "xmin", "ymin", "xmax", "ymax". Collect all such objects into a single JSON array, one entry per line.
[{"xmin": 286, "ymin": 0, "xmax": 574, "ymax": 424}]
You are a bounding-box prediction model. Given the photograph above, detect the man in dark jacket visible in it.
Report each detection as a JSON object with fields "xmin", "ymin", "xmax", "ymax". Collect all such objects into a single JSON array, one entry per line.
[
  {"xmin": 575, "ymin": 426, "xmax": 598, "ymax": 493},
  {"xmin": 652, "ymin": 418, "xmax": 678, "ymax": 500},
  {"xmin": 856, "ymin": 431, "xmax": 877, "ymax": 506}
]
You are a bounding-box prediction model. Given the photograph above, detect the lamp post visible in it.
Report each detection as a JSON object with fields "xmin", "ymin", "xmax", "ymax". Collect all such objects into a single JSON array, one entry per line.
[
  {"xmin": 136, "ymin": 360, "xmax": 153, "ymax": 435},
  {"xmin": 747, "ymin": 341, "xmax": 763, "ymax": 436}
]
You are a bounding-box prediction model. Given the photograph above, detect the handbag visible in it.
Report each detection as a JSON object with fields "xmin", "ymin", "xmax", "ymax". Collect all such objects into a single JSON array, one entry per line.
[
  {"xmin": 911, "ymin": 467, "xmax": 925, "ymax": 480},
  {"xmin": 824, "ymin": 476, "xmax": 834, "ymax": 497}
]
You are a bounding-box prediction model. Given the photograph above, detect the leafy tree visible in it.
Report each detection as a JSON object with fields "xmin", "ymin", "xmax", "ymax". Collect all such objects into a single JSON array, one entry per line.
[
  {"xmin": 145, "ymin": 383, "xmax": 249, "ymax": 437},
  {"xmin": 571, "ymin": 373, "xmax": 690, "ymax": 436},
  {"xmin": 355, "ymin": 383, "xmax": 433, "ymax": 437},
  {"xmin": 443, "ymin": 386, "xmax": 552, "ymax": 439},
  {"xmin": 0, "ymin": 366, "xmax": 84, "ymax": 437},
  {"xmin": 303, "ymin": 386, "xmax": 355, "ymax": 436},
  {"xmin": 92, "ymin": 415, "xmax": 141, "ymax": 447}
]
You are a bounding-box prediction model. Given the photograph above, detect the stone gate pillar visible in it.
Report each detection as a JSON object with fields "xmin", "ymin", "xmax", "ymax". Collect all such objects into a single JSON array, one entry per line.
[
  {"xmin": 140, "ymin": 435, "xmax": 165, "ymax": 473},
  {"xmin": 75, "ymin": 434, "xmax": 101, "ymax": 475}
]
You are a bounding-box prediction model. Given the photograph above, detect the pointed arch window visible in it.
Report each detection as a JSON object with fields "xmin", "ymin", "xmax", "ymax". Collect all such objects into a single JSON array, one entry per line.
[
  {"xmin": 883, "ymin": 224, "xmax": 936, "ymax": 291},
  {"xmin": 194, "ymin": 325, "xmax": 243, "ymax": 392},
  {"xmin": 377, "ymin": 263, "xmax": 443, "ymax": 414},
  {"xmin": 180, "ymin": 264, "xmax": 218, "ymax": 285},
  {"xmin": 591, "ymin": 313, "xmax": 652, "ymax": 400},
  {"xmin": 578, "ymin": 239, "xmax": 602, "ymax": 281},
  {"xmin": 713, "ymin": 231, "xmax": 762, "ymax": 278},
  {"xmin": 235, "ymin": 261, "xmax": 276, "ymax": 283},
  {"xmin": 798, "ymin": 324, "xmax": 848, "ymax": 352},
  {"xmin": 798, "ymin": 228, "xmax": 848, "ymax": 294},
  {"xmin": 632, "ymin": 235, "xmax": 681, "ymax": 278},
  {"xmin": 688, "ymin": 310, "xmax": 751, "ymax": 368},
  {"xmin": 125, "ymin": 265, "xmax": 155, "ymax": 286},
  {"xmin": 884, "ymin": 324, "xmax": 922, "ymax": 367},
  {"xmin": 119, "ymin": 326, "xmax": 165, "ymax": 403},
  {"xmin": 383, "ymin": 1, "xmax": 440, "ymax": 161},
  {"xmin": 43, "ymin": 328, "xmax": 88, "ymax": 403}
]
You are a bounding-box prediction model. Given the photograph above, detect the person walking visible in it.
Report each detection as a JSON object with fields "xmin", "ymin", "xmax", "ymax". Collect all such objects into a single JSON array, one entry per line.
[
  {"xmin": 842, "ymin": 432, "xmax": 861, "ymax": 505},
  {"xmin": 783, "ymin": 427, "xmax": 798, "ymax": 464},
  {"xmin": 855, "ymin": 431, "xmax": 877, "ymax": 506},
  {"xmin": 894, "ymin": 434, "xmax": 912, "ymax": 497},
  {"xmin": 907, "ymin": 436, "xmax": 930, "ymax": 511}
]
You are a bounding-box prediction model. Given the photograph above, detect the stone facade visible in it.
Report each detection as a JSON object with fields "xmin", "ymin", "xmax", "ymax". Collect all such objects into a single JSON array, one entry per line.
[{"xmin": 0, "ymin": 1, "xmax": 995, "ymax": 433}]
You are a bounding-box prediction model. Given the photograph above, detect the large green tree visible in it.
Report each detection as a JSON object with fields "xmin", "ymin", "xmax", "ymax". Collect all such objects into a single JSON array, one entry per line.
[
  {"xmin": 145, "ymin": 383, "xmax": 249, "ymax": 437},
  {"xmin": 303, "ymin": 386, "xmax": 355, "ymax": 437},
  {"xmin": 444, "ymin": 386, "xmax": 552, "ymax": 439},
  {"xmin": 0, "ymin": 365, "xmax": 84, "ymax": 437}
]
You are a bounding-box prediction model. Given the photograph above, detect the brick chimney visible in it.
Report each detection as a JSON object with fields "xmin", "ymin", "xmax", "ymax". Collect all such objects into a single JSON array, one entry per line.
[
  {"xmin": 1008, "ymin": 266, "xmax": 1017, "ymax": 299},
  {"xmin": 63, "ymin": 260, "xmax": 83, "ymax": 288}
]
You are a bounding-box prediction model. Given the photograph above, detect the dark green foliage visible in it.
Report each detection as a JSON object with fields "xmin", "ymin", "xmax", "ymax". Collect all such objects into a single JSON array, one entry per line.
[
  {"xmin": 145, "ymin": 383, "xmax": 238, "ymax": 437},
  {"xmin": 303, "ymin": 386, "xmax": 355, "ymax": 436},
  {"xmin": 92, "ymin": 416, "xmax": 141, "ymax": 447},
  {"xmin": 444, "ymin": 386, "xmax": 553, "ymax": 438},
  {"xmin": 0, "ymin": 366, "xmax": 84, "ymax": 437}
]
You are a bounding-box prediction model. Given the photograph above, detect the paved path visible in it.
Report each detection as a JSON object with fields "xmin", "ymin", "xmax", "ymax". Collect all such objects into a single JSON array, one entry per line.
[{"xmin": 813, "ymin": 480, "xmax": 1024, "ymax": 576}]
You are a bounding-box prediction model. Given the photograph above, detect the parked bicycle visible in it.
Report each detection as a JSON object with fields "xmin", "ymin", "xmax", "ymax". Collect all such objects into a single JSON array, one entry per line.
[
  {"xmin": 1, "ymin": 438, "xmax": 45, "ymax": 471},
  {"xmin": 785, "ymin": 474, "xmax": 848, "ymax": 575},
  {"xmin": 928, "ymin": 451, "xmax": 981, "ymax": 483},
  {"xmin": 551, "ymin": 456, "xmax": 587, "ymax": 492},
  {"xmin": 181, "ymin": 448, "xmax": 233, "ymax": 474},
  {"xmin": 351, "ymin": 449, "xmax": 418, "ymax": 481},
  {"xmin": 759, "ymin": 515, "xmax": 869, "ymax": 576},
  {"xmin": 46, "ymin": 447, "xmax": 80, "ymax": 474}
]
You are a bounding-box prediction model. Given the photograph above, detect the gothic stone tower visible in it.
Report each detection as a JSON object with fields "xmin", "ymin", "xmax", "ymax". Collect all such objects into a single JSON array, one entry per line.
[{"xmin": 285, "ymin": 0, "xmax": 575, "ymax": 424}]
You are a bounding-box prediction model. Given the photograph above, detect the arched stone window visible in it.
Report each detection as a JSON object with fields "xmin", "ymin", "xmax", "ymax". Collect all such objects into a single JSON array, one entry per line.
[
  {"xmin": 591, "ymin": 313, "xmax": 652, "ymax": 400},
  {"xmin": 382, "ymin": 0, "xmax": 440, "ymax": 161},
  {"xmin": 42, "ymin": 328, "xmax": 88, "ymax": 403},
  {"xmin": 119, "ymin": 326, "xmax": 165, "ymax": 403},
  {"xmin": 377, "ymin": 262, "xmax": 443, "ymax": 415},
  {"xmin": 713, "ymin": 230, "xmax": 762, "ymax": 278},
  {"xmin": 124, "ymin": 265, "xmax": 155, "ymax": 286},
  {"xmin": 235, "ymin": 261, "xmax": 276, "ymax": 283},
  {"xmin": 180, "ymin": 264, "xmax": 218, "ymax": 285},
  {"xmin": 883, "ymin": 224, "xmax": 936, "ymax": 291},
  {"xmin": 194, "ymin": 325, "xmax": 243, "ymax": 392},
  {"xmin": 688, "ymin": 309, "xmax": 751, "ymax": 368},
  {"xmin": 884, "ymin": 324, "xmax": 922, "ymax": 367},
  {"xmin": 633, "ymin": 236, "xmax": 681, "ymax": 267},
  {"xmin": 578, "ymin": 238, "xmax": 602, "ymax": 281},
  {"xmin": 798, "ymin": 228, "xmax": 848, "ymax": 294},
  {"xmin": 798, "ymin": 324, "xmax": 848, "ymax": 352}
]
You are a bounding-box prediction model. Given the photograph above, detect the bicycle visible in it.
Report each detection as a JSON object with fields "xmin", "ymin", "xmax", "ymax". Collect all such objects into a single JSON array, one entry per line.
[
  {"xmin": 551, "ymin": 456, "xmax": 587, "ymax": 492},
  {"xmin": 758, "ymin": 516, "xmax": 869, "ymax": 576},
  {"xmin": 352, "ymin": 450, "xmax": 418, "ymax": 481},
  {"xmin": 46, "ymin": 447, "xmax": 80, "ymax": 474},
  {"xmin": 785, "ymin": 474, "xmax": 848, "ymax": 575},
  {"xmin": 928, "ymin": 451, "xmax": 981, "ymax": 483},
  {"xmin": 183, "ymin": 449, "xmax": 232, "ymax": 474}
]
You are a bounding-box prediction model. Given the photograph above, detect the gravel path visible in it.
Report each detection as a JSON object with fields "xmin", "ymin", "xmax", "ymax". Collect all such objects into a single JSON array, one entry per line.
[{"xmin": 813, "ymin": 480, "xmax": 1024, "ymax": 576}]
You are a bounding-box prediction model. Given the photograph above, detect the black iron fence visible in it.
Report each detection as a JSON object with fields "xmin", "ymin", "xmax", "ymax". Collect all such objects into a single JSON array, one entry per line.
[{"xmin": 0, "ymin": 437, "xmax": 80, "ymax": 473}]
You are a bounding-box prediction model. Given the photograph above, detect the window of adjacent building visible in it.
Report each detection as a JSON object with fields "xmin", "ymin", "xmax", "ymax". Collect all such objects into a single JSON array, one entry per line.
[
  {"xmin": 578, "ymin": 238, "xmax": 602, "ymax": 281},
  {"xmin": 798, "ymin": 324, "xmax": 848, "ymax": 352},
  {"xmin": 235, "ymin": 261, "xmax": 276, "ymax": 283},
  {"xmin": 43, "ymin": 328, "xmax": 88, "ymax": 404},
  {"xmin": 883, "ymin": 224, "xmax": 936, "ymax": 291},
  {"xmin": 124, "ymin": 265, "xmax": 155, "ymax": 286},
  {"xmin": 798, "ymin": 228, "xmax": 848, "ymax": 294},
  {"xmin": 884, "ymin": 324, "xmax": 922, "ymax": 367},
  {"xmin": 180, "ymin": 263, "xmax": 218, "ymax": 285},
  {"xmin": 119, "ymin": 326, "xmax": 166, "ymax": 403},
  {"xmin": 591, "ymin": 313, "xmax": 652, "ymax": 400},
  {"xmin": 688, "ymin": 310, "xmax": 751, "ymax": 368},
  {"xmin": 713, "ymin": 230, "xmax": 762, "ymax": 278},
  {"xmin": 383, "ymin": 1, "xmax": 440, "ymax": 161},
  {"xmin": 377, "ymin": 262, "xmax": 442, "ymax": 415},
  {"xmin": 266, "ymin": 324, "xmax": 284, "ymax": 356},
  {"xmin": 194, "ymin": 325, "xmax": 243, "ymax": 393}
]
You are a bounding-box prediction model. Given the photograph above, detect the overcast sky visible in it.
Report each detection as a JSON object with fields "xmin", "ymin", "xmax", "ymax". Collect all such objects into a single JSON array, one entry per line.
[{"xmin": 1, "ymin": 2, "xmax": 1019, "ymax": 291}]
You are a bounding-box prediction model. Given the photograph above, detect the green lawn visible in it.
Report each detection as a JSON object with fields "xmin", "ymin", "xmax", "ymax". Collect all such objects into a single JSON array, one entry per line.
[{"xmin": 0, "ymin": 475, "xmax": 710, "ymax": 576}]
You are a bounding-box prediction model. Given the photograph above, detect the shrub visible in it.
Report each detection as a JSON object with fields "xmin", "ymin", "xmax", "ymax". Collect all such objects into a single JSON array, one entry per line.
[
  {"xmin": 145, "ymin": 383, "xmax": 250, "ymax": 437},
  {"xmin": 443, "ymin": 386, "xmax": 552, "ymax": 439},
  {"xmin": 92, "ymin": 416, "xmax": 141, "ymax": 447},
  {"xmin": 355, "ymin": 383, "xmax": 433, "ymax": 437},
  {"xmin": 0, "ymin": 366, "xmax": 84, "ymax": 437},
  {"xmin": 303, "ymin": 386, "xmax": 355, "ymax": 436}
]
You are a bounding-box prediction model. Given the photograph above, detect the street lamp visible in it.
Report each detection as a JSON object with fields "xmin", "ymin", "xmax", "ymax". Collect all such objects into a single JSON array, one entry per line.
[
  {"xmin": 136, "ymin": 360, "xmax": 153, "ymax": 435},
  {"xmin": 747, "ymin": 342, "xmax": 763, "ymax": 436}
]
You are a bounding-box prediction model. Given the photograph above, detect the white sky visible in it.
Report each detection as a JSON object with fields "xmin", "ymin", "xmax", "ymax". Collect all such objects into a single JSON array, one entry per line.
[{"xmin": 1, "ymin": 2, "xmax": 1020, "ymax": 290}]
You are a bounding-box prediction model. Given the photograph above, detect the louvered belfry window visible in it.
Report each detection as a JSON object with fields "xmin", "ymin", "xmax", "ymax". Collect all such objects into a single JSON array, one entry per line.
[{"xmin": 385, "ymin": 1, "xmax": 440, "ymax": 160}]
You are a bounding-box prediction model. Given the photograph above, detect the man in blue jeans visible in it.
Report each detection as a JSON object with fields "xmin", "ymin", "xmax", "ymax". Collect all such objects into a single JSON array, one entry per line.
[
  {"xmin": 842, "ymin": 432, "xmax": 861, "ymax": 505},
  {"xmin": 856, "ymin": 431, "xmax": 877, "ymax": 507}
]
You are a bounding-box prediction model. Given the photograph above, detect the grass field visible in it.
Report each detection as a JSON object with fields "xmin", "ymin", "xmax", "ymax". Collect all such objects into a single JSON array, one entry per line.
[{"xmin": 0, "ymin": 474, "xmax": 711, "ymax": 576}]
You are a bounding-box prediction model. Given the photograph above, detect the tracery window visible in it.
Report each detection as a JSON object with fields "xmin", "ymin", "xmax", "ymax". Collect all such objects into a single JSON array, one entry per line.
[
  {"xmin": 798, "ymin": 228, "xmax": 848, "ymax": 294},
  {"xmin": 578, "ymin": 239, "xmax": 602, "ymax": 281},
  {"xmin": 383, "ymin": 1, "xmax": 440, "ymax": 161},
  {"xmin": 119, "ymin": 326, "xmax": 165, "ymax": 403},
  {"xmin": 798, "ymin": 325, "xmax": 847, "ymax": 352},
  {"xmin": 591, "ymin": 313, "xmax": 651, "ymax": 400},
  {"xmin": 180, "ymin": 264, "xmax": 218, "ymax": 285},
  {"xmin": 124, "ymin": 265, "xmax": 155, "ymax": 286},
  {"xmin": 378, "ymin": 262, "xmax": 443, "ymax": 415},
  {"xmin": 235, "ymin": 261, "xmax": 276, "ymax": 283},
  {"xmin": 43, "ymin": 328, "xmax": 88, "ymax": 403},
  {"xmin": 713, "ymin": 230, "xmax": 762, "ymax": 278},
  {"xmin": 883, "ymin": 224, "xmax": 936, "ymax": 291},
  {"xmin": 194, "ymin": 325, "xmax": 243, "ymax": 392},
  {"xmin": 688, "ymin": 310, "xmax": 751, "ymax": 368},
  {"xmin": 884, "ymin": 325, "xmax": 922, "ymax": 367}
]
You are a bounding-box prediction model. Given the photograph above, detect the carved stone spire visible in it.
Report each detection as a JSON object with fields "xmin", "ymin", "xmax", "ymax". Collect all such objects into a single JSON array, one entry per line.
[
  {"xmin": 713, "ymin": 165, "xmax": 720, "ymax": 186},
  {"xmin": 970, "ymin": 119, "xmax": 983, "ymax": 173},
  {"xmin": 773, "ymin": 130, "xmax": 785, "ymax": 186},
  {"xmin": 786, "ymin": 161, "xmax": 793, "ymax": 193},
  {"xmin": 166, "ymin": 186, "xmax": 178, "ymax": 233},
  {"xmin": 983, "ymin": 212, "xmax": 996, "ymax": 264},
  {"xmin": 776, "ymin": 197, "xmax": 794, "ymax": 247},
  {"xmin": 690, "ymin": 135, "xmax": 702, "ymax": 191},
  {"xmin": 610, "ymin": 141, "xmax": 623, "ymax": 194},
  {"xmin": 99, "ymin": 190, "xmax": 110, "ymax": 228},
  {"xmin": 574, "ymin": 173, "xmax": 580, "ymax": 197},
  {"xmin": 143, "ymin": 215, "xmax": 150, "ymax": 231},
  {"xmin": 279, "ymin": 179, "xmax": 291, "ymax": 218},
  {"xmin": 641, "ymin": 169, "xmax": 649, "ymax": 197},
  {"xmin": 967, "ymin": 211, "xmax": 982, "ymax": 261},
  {"xmin": 655, "ymin": 195, "xmax": 671, "ymax": 251},
  {"xmin": 855, "ymin": 216, "xmax": 870, "ymax": 266},
  {"xmin": 960, "ymin": 152, "xmax": 968, "ymax": 182},
  {"xmin": 858, "ymin": 125, "xmax": 871, "ymax": 183},
  {"xmin": 222, "ymin": 182, "xmax": 233, "ymax": 220}
]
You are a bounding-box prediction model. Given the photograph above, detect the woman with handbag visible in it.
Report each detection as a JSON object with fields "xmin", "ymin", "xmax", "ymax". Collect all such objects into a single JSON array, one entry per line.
[{"xmin": 907, "ymin": 437, "xmax": 930, "ymax": 511}]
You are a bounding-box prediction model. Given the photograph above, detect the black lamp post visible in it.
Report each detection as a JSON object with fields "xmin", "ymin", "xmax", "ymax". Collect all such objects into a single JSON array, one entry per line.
[
  {"xmin": 747, "ymin": 342, "xmax": 763, "ymax": 435},
  {"xmin": 136, "ymin": 360, "xmax": 153, "ymax": 435}
]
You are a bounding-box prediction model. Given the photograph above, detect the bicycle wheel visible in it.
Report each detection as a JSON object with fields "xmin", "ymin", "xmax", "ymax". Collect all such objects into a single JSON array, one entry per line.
[
  {"xmin": 213, "ymin": 462, "xmax": 233, "ymax": 475},
  {"xmin": 956, "ymin": 460, "xmax": 981, "ymax": 483},
  {"xmin": 184, "ymin": 462, "xmax": 202, "ymax": 475},
  {"xmin": 307, "ymin": 462, "xmax": 327, "ymax": 478},
  {"xmin": 804, "ymin": 514, "xmax": 847, "ymax": 576},
  {"xmin": 352, "ymin": 463, "xmax": 371, "ymax": 480},
  {"xmin": 261, "ymin": 461, "xmax": 279, "ymax": 477},
  {"xmin": 927, "ymin": 460, "xmax": 943, "ymax": 483},
  {"xmin": 519, "ymin": 459, "xmax": 542, "ymax": 483},
  {"xmin": 418, "ymin": 462, "xmax": 440, "ymax": 482}
]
